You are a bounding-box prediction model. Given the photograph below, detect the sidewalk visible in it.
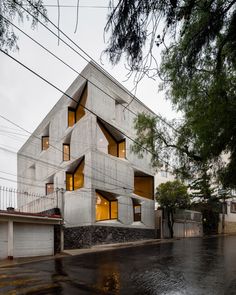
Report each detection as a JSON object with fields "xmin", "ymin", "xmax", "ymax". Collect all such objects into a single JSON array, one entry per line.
[
  {"xmin": 63, "ymin": 238, "xmax": 166, "ymax": 256},
  {"xmin": 0, "ymin": 238, "xmax": 173, "ymax": 268}
]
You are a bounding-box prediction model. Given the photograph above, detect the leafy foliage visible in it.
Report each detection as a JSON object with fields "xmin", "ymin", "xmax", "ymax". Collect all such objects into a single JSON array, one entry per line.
[
  {"xmin": 105, "ymin": 0, "xmax": 236, "ymax": 189},
  {"xmin": 0, "ymin": 0, "xmax": 47, "ymax": 51},
  {"xmin": 157, "ymin": 180, "xmax": 190, "ymax": 209},
  {"xmin": 156, "ymin": 180, "xmax": 189, "ymax": 237}
]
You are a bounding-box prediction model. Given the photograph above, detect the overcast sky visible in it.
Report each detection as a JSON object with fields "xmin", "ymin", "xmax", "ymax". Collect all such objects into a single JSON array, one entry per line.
[{"xmin": 0, "ymin": 0, "xmax": 179, "ymax": 189}]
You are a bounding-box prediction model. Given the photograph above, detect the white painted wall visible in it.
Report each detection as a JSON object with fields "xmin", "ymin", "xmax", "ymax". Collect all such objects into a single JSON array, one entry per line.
[
  {"xmin": 13, "ymin": 223, "xmax": 54, "ymax": 257},
  {"xmin": 0, "ymin": 222, "xmax": 8, "ymax": 259}
]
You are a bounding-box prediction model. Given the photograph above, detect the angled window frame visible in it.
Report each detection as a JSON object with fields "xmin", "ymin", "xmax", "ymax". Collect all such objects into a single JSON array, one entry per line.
[
  {"xmin": 97, "ymin": 119, "xmax": 126, "ymax": 158},
  {"xmin": 96, "ymin": 191, "xmax": 118, "ymax": 221},
  {"xmin": 68, "ymin": 107, "xmax": 76, "ymax": 127},
  {"xmin": 67, "ymin": 83, "xmax": 88, "ymax": 127},
  {"xmin": 66, "ymin": 157, "xmax": 84, "ymax": 191}
]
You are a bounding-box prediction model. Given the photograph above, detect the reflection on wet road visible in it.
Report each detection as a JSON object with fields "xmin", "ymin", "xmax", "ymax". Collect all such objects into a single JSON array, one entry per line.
[{"xmin": 1, "ymin": 236, "xmax": 236, "ymax": 294}]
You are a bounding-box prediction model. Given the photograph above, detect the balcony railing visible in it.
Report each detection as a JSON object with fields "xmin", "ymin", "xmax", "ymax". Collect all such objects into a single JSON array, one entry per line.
[{"xmin": 0, "ymin": 186, "xmax": 58, "ymax": 215}]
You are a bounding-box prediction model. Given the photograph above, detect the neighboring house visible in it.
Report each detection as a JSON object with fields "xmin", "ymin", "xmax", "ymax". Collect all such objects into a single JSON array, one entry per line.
[
  {"xmin": 0, "ymin": 209, "xmax": 61, "ymax": 260},
  {"xmin": 162, "ymin": 209, "xmax": 203, "ymax": 238},
  {"xmin": 17, "ymin": 62, "xmax": 156, "ymax": 249},
  {"xmin": 219, "ymin": 190, "xmax": 236, "ymax": 234}
]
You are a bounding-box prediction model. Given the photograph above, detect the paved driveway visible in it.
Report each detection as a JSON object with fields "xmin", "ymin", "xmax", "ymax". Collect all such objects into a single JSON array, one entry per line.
[{"xmin": 0, "ymin": 236, "xmax": 236, "ymax": 294}]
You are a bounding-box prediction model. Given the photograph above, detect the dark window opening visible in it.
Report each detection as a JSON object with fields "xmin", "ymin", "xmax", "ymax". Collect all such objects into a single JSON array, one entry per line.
[{"xmin": 133, "ymin": 199, "xmax": 141, "ymax": 222}]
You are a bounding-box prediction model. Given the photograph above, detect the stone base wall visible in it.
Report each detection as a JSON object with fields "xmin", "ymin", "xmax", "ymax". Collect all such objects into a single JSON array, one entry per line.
[{"xmin": 64, "ymin": 225, "xmax": 156, "ymax": 249}]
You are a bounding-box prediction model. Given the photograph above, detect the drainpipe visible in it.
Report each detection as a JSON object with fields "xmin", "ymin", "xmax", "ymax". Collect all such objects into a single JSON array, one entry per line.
[{"xmin": 60, "ymin": 188, "xmax": 65, "ymax": 252}]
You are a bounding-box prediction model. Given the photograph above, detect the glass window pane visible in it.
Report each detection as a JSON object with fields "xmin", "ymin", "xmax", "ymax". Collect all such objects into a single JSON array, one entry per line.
[
  {"xmin": 68, "ymin": 109, "xmax": 75, "ymax": 127},
  {"xmin": 96, "ymin": 193, "xmax": 110, "ymax": 221},
  {"xmin": 134, "ymin": 204, "xmax": 141, "ymax": 221},
  {"xmin": 134, "ymin": 176, "xmax": 154, "ymax": 199},
  {"xmin": 42, "ymin": 136, "xmax": 49, "ymax": 150},
  {"xmin": 63, "ymin": 144, "xmax": 70, "ymax": 161},
  {"xmin": 46, "ymin": 183, "xmax": 54, "ymax": 195},
  {"xmin": 111, "ymin": 201, "xmax": 118, "ymax": 219},
  {"xmin": 118, "ymin": 140, "xmax": 126, "ymax": 158},
  {"xmin": 74, "ymin": 160, "xmax": 84, "ymax": 190},
  {"xmin": 66, "ymin": 173, "xmax": 73, "ymax": 191}
]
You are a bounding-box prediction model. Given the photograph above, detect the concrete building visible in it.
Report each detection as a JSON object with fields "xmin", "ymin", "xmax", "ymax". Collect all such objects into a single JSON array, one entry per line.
[{"xmin": 17, "ymin": 62, "xmax": 156, "ymax": 249}]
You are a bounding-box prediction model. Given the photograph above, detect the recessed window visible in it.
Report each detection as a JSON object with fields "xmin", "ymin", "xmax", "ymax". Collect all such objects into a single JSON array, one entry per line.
[
  {"xmin": 68, "ymin": 108, "xmax": 76, "ymax": 127},
  {"xmin": 231, "ymin": 202, "xmax": 236, "ymax": 213},
  {"xmin": 97, "ymin": 120, "xmax": 126, "ymax": 158},
  {"xmin": 133, "ymin": 199, "xmax": 141, "ymax": 222},
  {"xmin": 118, "ymin": 140, "xmax": 126, "ymax": 158},
  {"xmin": 66, "ymin": 158, "xmax": 84, "ymax": 191},
  {"xmin": 96, "ymin": 192, "xmax": 118, "ymax": 221},
  {"xmin": 63, "ymin": 144, "xmax": 70, "ymax": 161},
  {"xmin": 134, "ymin": 172, "xmax": 154, "ymax": 200},
  {"xmin": 67, "ymin": 85, "xmax": 87, "ymax": 127},
  {"xmin": 42, "ymin": 136, "xmax": 49, "ymax": 150},
  {"xmin": 46, "ymin": 183, "xmax": 54, "ymax": 195}
]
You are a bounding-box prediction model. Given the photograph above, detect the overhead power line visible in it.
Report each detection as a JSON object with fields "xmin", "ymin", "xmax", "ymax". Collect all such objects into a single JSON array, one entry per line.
[
  {"xmin": 0, "ymin": 145, "xmax": 154, "ymax": 196},
  {"xmin": 14, "ymin": 0, "xmax": 182, "ymax": 137},
  {"xmin": 0, "ymin": 49, "xmax": 165, "ymax": 166}
]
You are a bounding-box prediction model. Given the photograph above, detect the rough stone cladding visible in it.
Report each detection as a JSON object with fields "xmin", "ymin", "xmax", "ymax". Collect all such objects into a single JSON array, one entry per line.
[{"xmin": 64, "ymin": 225, "xmax": 156, "ymax": 249}]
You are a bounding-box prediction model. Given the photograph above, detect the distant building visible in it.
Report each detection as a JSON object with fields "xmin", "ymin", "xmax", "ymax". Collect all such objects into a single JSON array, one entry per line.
[
  {"xmin": 17, "ymin": 62, "xmax": 156, "ymax": 249},
  {"xmin": 219, "ymin": 190, "xmax": 236, "ymax": 234}
]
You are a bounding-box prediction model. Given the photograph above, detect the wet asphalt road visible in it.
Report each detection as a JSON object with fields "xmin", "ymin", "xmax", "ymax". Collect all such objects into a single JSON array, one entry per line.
[{"xmin": 1, "ymin": 236, "xmax": 236, "ymax": 295}]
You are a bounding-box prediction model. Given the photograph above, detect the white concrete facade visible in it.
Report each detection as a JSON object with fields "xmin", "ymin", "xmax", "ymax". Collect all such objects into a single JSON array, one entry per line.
[{"xmin": 17, "ymin": 62, "xmax": 156, "ymax": 236}]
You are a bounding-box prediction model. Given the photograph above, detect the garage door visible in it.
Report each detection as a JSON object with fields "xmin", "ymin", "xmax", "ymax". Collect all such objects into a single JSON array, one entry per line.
[
  {"xmin": 14, "ymin": 223, "xmax": 54, "ymax": 257},
  {"xmin": 0, "ymin": 222, "xmax": 8, "ymax": 259}
]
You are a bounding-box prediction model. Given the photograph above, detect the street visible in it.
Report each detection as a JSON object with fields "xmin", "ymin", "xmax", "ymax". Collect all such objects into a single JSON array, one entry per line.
[{"xmin": 1, "ymin": 236, "xmax": 236, "ymax": 295}]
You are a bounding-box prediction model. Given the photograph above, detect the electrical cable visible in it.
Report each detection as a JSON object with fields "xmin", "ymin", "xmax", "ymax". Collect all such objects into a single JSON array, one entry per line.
[{"xmin": 15, "ymin": 0, "xmax": 183, "ymax": 137}]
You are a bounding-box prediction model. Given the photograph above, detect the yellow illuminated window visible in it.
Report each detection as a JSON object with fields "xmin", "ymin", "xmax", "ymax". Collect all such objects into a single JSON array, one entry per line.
[
  {"xmin": 68, "ymin": 108, "xmax": 76, "ymax": 127},
  {"xmin": 63, "ymin": 144, "xmax": 70, "ymax": 161},
  {"xmin": 66, "ymin": 173, "xmax": 73, "ymax": 191},
  {"xmin": 111, "ymin": 201, "xmax": 118, "ymax": 219},
  {"xmin": 74, "ymin": 160, "xmax": 84, "ymax": 190},
  {"xmin": 134, "ymin": 175, "xmax": 154, "ymax": 199},
  {"xmin": 76, "ymin": 86, "xmax": 87, "ymax": 122},
  {"xmin": 96, "ymin": 192, "xmax": 118, "ymax": 221},
  {"xmin": 46, "ymin": 183, "xmax": 54, "ymax": 195},
  {"xmin": 42, "ymin": 136, "xmax": 49, "ymax": 150},
  {"xmin": 118, "ymin": 140, "xmax": 126, "ymax": 158},
  {"xmin": 66, "ymin": 159, "xmax": 84, "ymax": 191},
  {"xmin": 67, "ymin": 86, "xmax": 87, "ymax": 127}
]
